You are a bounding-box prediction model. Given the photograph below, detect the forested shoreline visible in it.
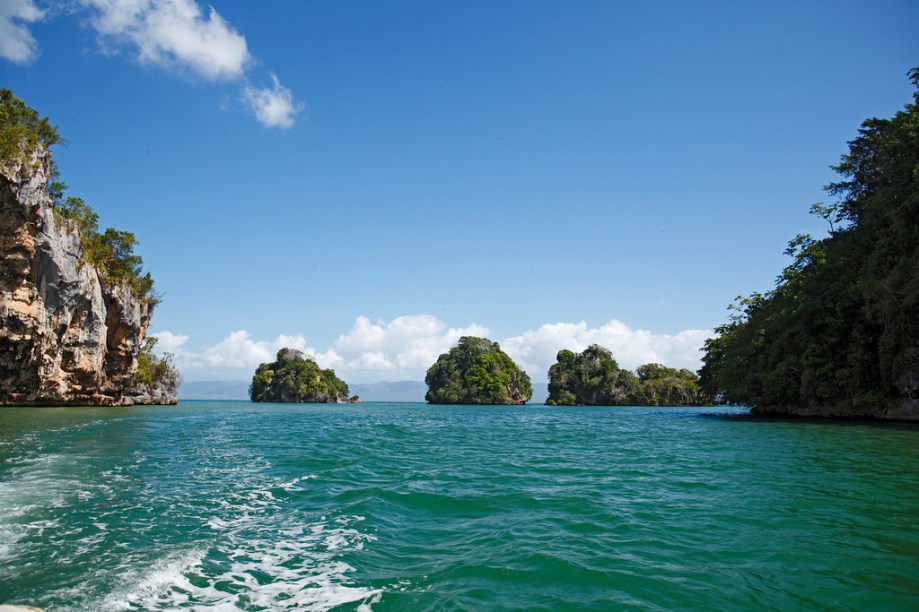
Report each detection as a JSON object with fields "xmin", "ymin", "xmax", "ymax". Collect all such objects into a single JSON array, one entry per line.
[{"xmin": 699, "ymin": 68, "xmax": 919, "ymax": 420}]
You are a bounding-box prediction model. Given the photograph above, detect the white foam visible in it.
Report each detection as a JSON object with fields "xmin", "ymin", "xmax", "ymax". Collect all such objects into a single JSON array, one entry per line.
[
  {"xmin": 277, "ymin": 474, "xmax": 318, "ymax": 492},
  {"xmin": 357, "ymin": 592, "xmax": 383, "ymax": 612},
  {"xmin": 3, "ymin": 429, "xmax": 379, "ymax": 612},
  {"xmin": 81, "ymin": 467, "xmax": 380, "ymax": 611},
  {"xmin": 101, "ymin": 547, "xmax": 207, "ymax": 611},
  {"xmin": 207, "ymin": 517, "xmax": 229, "ymax": 530},
  {"xmin": 0, "ymin": 453, "xmax": 79, "ymax": 569},
  {"xmin": 94, "ymin": 516, "xmax": 380, "ymax": 611}
]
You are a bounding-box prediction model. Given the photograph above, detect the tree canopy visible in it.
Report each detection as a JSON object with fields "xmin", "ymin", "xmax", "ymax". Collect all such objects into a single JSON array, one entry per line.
[
  {"xmin": 132, "ymin": 336, "xmax": 179, "ymax": 391},
  {"xmin": 0, "ymin": 88, "xmax": 60, "ymax": 165},
  {"xmin": 699, "ymin": 68, "xmax": 919, "ymax": 414},
  {"xmin": 0, "ymin": 89, "xmax": 158, "ymax": 305},
  {"xmin": 547, "ymin": 344, "xmax": 709, "ymax": 406},
  {"xmin": 250, "ymin": 348, "xmax": 357, "ymax": 403},
  {"xmin": 50, "ymin": 169, "xmax": 158, "ymax": 304},
  {"xmin": 425, "ymin": 336, "xmax": 532, "ymax": 404}
]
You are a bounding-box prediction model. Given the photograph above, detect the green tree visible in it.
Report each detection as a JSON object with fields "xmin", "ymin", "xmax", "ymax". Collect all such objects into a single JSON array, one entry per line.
[
  {"xmin": 700, "ymin": 68, "xmax": 919, "ymax": 414},
  {"xmin": 0, "ymin": 88, "xmax": 60, "ymax": 165},
  {"xmin": 1, "ymin": 89, "xmax": 159, "ymax": 306},
  {"xmin": 133, "ymin": 336, "xmax": 179, "ymax": 390},
  {"xmin": 548, "ymin": 344, "xmax": 622, "ymax": 405},
  {"xmin": 548, "ymin": 345, "xmax": 709, "ymax": 406},
  {"xmin": 250, "ymin": 348, "xmax": 354, "ymax": 403},
  {"xmin": 56, "ymin": 196, "xmax": 99, "ymax": 238},
  {"xmin": 425, "ymin": 336, "xmax": 532, "ymax": 404}
]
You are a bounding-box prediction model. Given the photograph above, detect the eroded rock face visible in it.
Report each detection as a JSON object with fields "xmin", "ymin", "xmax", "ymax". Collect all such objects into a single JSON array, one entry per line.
[{"xmin": 0, "ymin": 148, "xmax": 176, "ymax": 405}]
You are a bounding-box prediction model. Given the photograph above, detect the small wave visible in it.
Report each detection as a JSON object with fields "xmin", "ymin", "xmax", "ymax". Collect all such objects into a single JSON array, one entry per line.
[
  {"xmin": 80, "ymin": 466, "xmax": 377, "ymax": 611},
  {"xmin": 277, "ymin": 474, "xmax": 318, "ymax": 492},
  {"xmin": 96, "ymin": 517, "xmax": 379, "ymax": 611},
  {"xmin": 100, "ymin": 547, "xmax": 208, "ymax": 610},
  {"xmin": 0, "ymin": 453, "xmax": 78, "ymax": 568}
]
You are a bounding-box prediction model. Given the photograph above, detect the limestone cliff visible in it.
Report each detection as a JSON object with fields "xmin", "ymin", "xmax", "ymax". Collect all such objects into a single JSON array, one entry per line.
[{"xmin": 0, "ymin": 145, "xmax": 177, "ymax": 406}]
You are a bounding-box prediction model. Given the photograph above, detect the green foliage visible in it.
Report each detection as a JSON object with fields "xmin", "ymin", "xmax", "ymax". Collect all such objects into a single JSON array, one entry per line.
[
  {"xmin": 0, "ymin": 89, "xmax": 61, "ymax": 165},
  {"xmin": 51, "ymin": 184, "xmax": 159, "ymax": 305},
  {"xmin": 637, "ymin": 364, "xmax": 709, "ymax": 406},
  {"xmin": 37, "ymin": 141, "xmax": 159, "ymax": 305},
  {"xmin": 548, "ymin": 344, "xmax": 620, "ymax": 405},
  {"xmin": 700, "ymin": 68, "xmax": 919, "ymax": 411},
  {"xmin": 57, "ymin": 203, "xmax": 159, "ymax": 305},
  {"xmin": 547, "ymin": 344, "xmax": 709, "ymax": 406},
  {"xmin": 1, "ymin": 90, "xmax": 159, "ymax": 306},
  {"xmin": 57, "ymin": 195, "xmax": 99, "ymax": 237},
  {"xmin": 4, "ymin": 90, "xmax": 170, "ymax": 390},
  {"xmin": 250, "ymin": 348, "xmax": 353, "ymax": 403},
  {"xmin": 425, "ymin": 336, "xmax": 532, "ymax": 404},
  {"xmin": 133, "ymin": 336, "xmax": 179, "ymax": 389}
]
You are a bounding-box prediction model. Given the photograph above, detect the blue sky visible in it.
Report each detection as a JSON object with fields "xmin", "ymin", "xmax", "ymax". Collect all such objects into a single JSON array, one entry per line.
[{"xmin": 2, "ymin": 0, "xmax": 917, "ymax": 383}]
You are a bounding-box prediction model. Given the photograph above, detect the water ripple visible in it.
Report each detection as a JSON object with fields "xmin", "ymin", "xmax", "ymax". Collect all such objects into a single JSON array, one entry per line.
[{"xmin": 2, "ymin": 403, "xmax": 919, "ymax": 609}]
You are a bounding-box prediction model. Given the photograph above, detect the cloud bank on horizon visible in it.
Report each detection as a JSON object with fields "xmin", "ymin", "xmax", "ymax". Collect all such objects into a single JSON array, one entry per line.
[
  {"xmin": 0, "ymin": 0, "xmax": 303, "ymax": 128},
  {"xmin": 153, "ymin": 315, "xmax": 712, "ymax": 383}
]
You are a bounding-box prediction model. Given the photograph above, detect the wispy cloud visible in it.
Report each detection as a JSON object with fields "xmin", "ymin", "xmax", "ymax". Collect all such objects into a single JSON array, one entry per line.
[
  {"xmin": 83, "ymin": 0, "xmax": 249, "ymax": 80},
  {"xmin": 244, "ymin": 73, "xmax": 304, "ymax": 129},
  {"xmin": 82, "ymin": 0, "xmax": 303, "ymax": 128},
  {"xmin": 2, "ymin": 0, "xmax": 302, "ymax": 128},
  {"xmin": 154, "ymin": 315, "xmax": 712, "ymax": 383},
  {"xmin": 0, "ymin": 0, "xmax": 45, "ymax": 63}
]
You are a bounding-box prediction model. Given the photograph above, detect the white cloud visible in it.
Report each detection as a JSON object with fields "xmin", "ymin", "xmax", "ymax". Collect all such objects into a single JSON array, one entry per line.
[
  {"xmin": 244, "ymin": 73, "xmax": 304, "ymax": 129},
  {"xmin": 502, "ymin": 319, "xmax": 712, "ymax": 381},
  {"xmin": 83, "ymin": 0, "xmax": 249, "ymax": 80},
  {"xmin": 157, "ymin": 329, "xmax": 308, "ymax": 375},
  {"xmin": 158, "ymin": 315, "xmax": 489, "ymax": 382},
  {"xmin": 152, "ymin": 330, "xmax": 188, "ymax": 352},
  {"xmin": 325, "ymin": 315, "xmax": 489, "ymax": 376},
  {"xmin": 158, "ymin": 315, "xmax": 713, "ymax": 385},
  {"xmin": 0, "ymin": 0, "xmax": 44, "ymax": 63},
  {"xmin": 201, "ymin": 331, "xmax": 307, "ymax": 368},
  {"xmin": 2, "ymin": 0, "xmax": 303, "ymax": 129}
]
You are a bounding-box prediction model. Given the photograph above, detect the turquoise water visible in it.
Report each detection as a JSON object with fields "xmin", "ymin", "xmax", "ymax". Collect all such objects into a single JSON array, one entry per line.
[{"xmin": 2, "ymin": 402, "xmax": 919, "ymax": 610}]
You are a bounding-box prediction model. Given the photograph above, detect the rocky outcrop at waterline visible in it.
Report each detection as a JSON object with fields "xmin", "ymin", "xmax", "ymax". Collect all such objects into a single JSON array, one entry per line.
[
  {"xmin": 250, "ymin": 348, "xmax": 359, "ymax": 403},
  {"xmin": 0, "ymin": 91, "xmax": 177, "ymax": 406},
  {"xmin": 750, "ymin": 397, "xmax": 919, "ymax": 421}
]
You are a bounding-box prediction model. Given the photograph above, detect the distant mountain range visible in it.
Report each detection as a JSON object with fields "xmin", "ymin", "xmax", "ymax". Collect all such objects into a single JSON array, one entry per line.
[
  {"xmin": 179, "ymin": 380, "xmax": 429, "ymax": 402},
  {"xmin": 180, "ymin": 379, "xmax": 550, "ymax": 403},
  {"xmin": 348, "ymin": 380, "xmax": 428, "ymax": 402},
  {"xmin": 179, "ymin": 380, "xmax": 250, "ymax": 400}
]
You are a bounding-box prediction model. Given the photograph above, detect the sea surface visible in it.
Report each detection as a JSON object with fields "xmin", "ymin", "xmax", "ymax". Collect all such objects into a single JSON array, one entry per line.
[{"xmin": 1, "ymin": 401, "xmax": 918, "ymax": 610}]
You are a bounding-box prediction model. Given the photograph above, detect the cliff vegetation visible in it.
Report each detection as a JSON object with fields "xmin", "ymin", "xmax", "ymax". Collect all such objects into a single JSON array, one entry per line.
[
  {"xmin": 547, "ymin": 344, "xmax": 709, "ymax": 406},
  {"xmin": 2, "ymin": 89, "xmax": 158, "ymax": 305},
  {"xmin": 699, "ymin": 68, "xmax": 919, "ymax": 419},
  {"xmin": 0, "ymin": 88, "xmax": 61, "ymax": 164},
  {"xmin": 130, "ymin": 336, "xmax": 180, "ymax": 404},
  {"xmin": 0, "ymin": 89, "xmax": 177, "ymax": 405},
  {"xmin": 425, "ymin": 336, "xmax": 532, "ymax": 404},
  {"xmin": 250, "ymin": 348, "xmax": 358, "ymax": 403}
]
